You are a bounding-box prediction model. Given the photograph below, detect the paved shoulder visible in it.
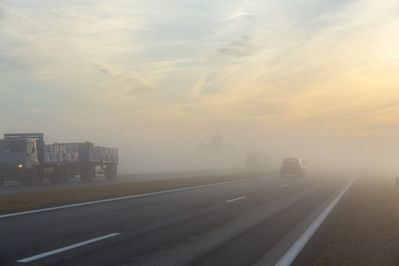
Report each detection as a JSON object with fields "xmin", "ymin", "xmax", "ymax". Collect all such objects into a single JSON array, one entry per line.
[{"xmin": 294, "ymin": 176, "xmax": 399, "ymax": 266}]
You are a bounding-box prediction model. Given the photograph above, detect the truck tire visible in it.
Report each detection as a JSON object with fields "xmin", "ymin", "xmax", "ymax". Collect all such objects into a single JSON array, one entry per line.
[
  {"xmin": 81, "ymin": 165, "xmax": 94, "ymax": 182},
  {"xmin": 113, "ymin": 165, "xmax": 118, "ymax": 179},
  {"xmin": 21, "ymin": 176, "xmax": 31, "ymax": 186},
  {"xmin": 104, "ymin": 166, "xmax": 111, "ymax": 180},
  {"xmin": 21, "ymin": 167, "xmax": 41, "ymax": 186},
  {"xmin": 0, "ymin": 173, "xmax": 4, "ymax": 186},
  {"xmin": 58, "ymin": 166, "xmax": 67, "ymax": 184},
  {"xmin": 50, "ymin": 166, "xmax": 64, "ymax": 184},
  {"xmin": 68, "ymin": 167, "xmax": 76, "ymax": 180},
  {"xmin": 50, "ymin": 173, "xmax": 58, "ymax": 184},
  {"xmin": 60, "ymin": 166, "xmax": 75, "ymax": 183},
  {"xmin": 105, "ymin": 164, "xmax": 117, "ymax": 180}
]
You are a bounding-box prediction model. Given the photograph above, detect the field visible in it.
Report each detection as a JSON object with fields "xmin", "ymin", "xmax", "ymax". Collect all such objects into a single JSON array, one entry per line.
[{"xmin": 294, "ymin": 175, "xmax": 399, "ymax": 265}]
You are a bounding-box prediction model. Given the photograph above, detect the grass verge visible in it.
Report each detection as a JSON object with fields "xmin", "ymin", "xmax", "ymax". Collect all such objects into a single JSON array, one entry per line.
[{"xmin": 0, "ymin": 170, "xmax": 272, "ymax": 215}]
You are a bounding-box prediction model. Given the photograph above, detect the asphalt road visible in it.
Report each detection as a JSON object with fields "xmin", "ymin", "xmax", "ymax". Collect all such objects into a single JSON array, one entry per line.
[{"xmin": 0, "ymin": 174, "xmax": 351, "ymax": 266}]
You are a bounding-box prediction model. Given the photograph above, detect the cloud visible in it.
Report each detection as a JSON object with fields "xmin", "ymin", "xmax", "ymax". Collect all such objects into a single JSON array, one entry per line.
[
  {"xmin": 222, "ymin": 10, "xmax": 253, "ymax": 22},
  {"xmin": 218, "ymin": 47, "xmax": 250, "ymax": 57},
  {"xmin": 0, "ymin": 0, "xmax": 399, "ymax": 144}
]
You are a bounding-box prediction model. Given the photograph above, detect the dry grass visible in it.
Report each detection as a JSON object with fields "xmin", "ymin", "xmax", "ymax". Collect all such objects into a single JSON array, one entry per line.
[
  {"xmin": 0, "ymin": 170, "xmax": 271, "ymax": 214},
  {"xmin": 294, "ymin": 175, "xmax": 399, "ymax": 266}
]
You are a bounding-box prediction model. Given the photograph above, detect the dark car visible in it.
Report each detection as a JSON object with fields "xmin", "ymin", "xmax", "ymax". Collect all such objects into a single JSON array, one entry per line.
[{"xmin": 280, "ymin": 158, "xmax": 306, "ymax": 177}]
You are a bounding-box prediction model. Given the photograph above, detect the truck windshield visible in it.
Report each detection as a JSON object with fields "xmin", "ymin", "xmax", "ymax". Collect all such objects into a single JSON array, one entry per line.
[{"xmin": 0, "ymin": 141, "xmax": 27, "ymax": 153}]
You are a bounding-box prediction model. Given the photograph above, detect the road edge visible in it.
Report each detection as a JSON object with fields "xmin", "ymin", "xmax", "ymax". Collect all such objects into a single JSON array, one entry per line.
[
  {"xmin": 0, "ymin": 176, "xmax": 260, "ymax": 219},
  {"xmin": 276, "ymin": 177, "xmax": 356, "ymax": 266}
]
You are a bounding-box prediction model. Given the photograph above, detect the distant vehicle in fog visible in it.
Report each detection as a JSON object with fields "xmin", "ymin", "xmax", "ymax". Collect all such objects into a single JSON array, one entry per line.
[
  {"xmin": 0, "ymin": 133, "xmax": 118, "ymax": 186},
  {"xmin": 280, "ymin": 158, "xmax": 306, "ymax": 177},
  {"xmin": 246, "ymin": 152, "xmax": 267, "ymax": 170}
]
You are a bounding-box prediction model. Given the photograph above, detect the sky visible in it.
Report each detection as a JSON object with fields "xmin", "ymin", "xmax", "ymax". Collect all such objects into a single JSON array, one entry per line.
[{"xmin": 1, "ymin": 0, "xmax": 399, "ymax": 172}]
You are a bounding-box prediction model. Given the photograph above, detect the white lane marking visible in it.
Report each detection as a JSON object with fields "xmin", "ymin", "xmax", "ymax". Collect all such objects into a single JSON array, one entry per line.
[
  {"xmin": 276, "ymin": 177, "xmax": 356, "ymax": 266},
  {"xmin": 226, "ymin": 196, "xmax": 247, "ymax": 203},
  {"xmin": 0, "ymin": 177, "xmax": 260, "ymax": 219},
  {"xmin": 17, "ymin": 233, "xmax": 119, "ymax": 263},
  {"xmin": 279, "ymin": 184, "xmax": 289, "ymax": 188}
]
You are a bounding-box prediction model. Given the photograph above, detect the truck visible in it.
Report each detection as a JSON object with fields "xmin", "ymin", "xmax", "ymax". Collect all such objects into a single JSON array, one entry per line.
[
  {"xmin": 280, "ymin": 157, "xmax": 306, "ymax": 178},
  {"xmin": 245, "ymin": 152, "xmax": 267, "ymax": 170},
  {"xmin": 0, "ymin": 133, "xmax": 118, "ymax": 186}
]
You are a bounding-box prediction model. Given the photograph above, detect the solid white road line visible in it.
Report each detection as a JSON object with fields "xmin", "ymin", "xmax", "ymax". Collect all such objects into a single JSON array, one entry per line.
[
  {"xmin": 17, "ymin": 233, "xmax": 120, "ymax": 263},
  {"xmin": 226, "ymin": 196, "xmax": 247, "ymax": 203},
  {"xmin": 279, "ymin": 184, "xmax": 289, "ymax": 188},
  {"xmin": 276, "ymin": 177, "xmax": 356, "ymax": 266},
  {"xmin": 0, "ymin": 177, "xmax": 260, "ymax": 219}
]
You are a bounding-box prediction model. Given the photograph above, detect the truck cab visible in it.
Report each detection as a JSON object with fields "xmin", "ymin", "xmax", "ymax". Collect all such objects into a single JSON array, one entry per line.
[{"xmin": 0, "ymin": 134, "xmax": 43, "ymax": 185}]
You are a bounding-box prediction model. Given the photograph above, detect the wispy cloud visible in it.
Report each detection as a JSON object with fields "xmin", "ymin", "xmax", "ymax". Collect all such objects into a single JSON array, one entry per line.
[{"xmin": 0, "ymin": 0, "xmax": 398, "ymax": 143}]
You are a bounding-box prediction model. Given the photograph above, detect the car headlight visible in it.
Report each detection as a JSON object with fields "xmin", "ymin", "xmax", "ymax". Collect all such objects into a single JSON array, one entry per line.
[{"xmin": 18, "ymin": 164, "xmax": 23, "ymax": 168}]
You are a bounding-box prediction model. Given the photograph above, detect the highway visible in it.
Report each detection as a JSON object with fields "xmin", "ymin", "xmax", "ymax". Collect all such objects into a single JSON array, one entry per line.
[{"xmin": 0, "ymin": 174, "xmax": 352, "ymax": 266}]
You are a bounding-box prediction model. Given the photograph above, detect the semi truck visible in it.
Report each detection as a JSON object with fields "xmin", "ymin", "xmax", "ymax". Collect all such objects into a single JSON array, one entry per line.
[
  {"xmin": 246, "ymin": 152, "xmax": 267, "ymax": 170},
  {"xmin": 0, "ymin": 133, "xmax": 118, "ymax": 186}
]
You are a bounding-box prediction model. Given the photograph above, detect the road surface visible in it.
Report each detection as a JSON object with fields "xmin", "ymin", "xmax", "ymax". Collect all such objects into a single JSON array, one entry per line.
[{"xmin": 0, "ymin": 174, "xmax": 351, "ymax": 265}]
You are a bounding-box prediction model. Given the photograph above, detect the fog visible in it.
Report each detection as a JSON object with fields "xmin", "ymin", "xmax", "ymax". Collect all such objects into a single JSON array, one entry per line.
[
  {"xmin": 1, "ymin": 0, "xmax": 399, "ymax": 175},
  {"xmin": 1, "ymin": 128, "xmax": 394, "ymax": 175}
]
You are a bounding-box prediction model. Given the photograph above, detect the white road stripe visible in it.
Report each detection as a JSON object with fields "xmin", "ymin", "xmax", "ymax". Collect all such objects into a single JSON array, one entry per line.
[
  {"xmin": 226, "ymin": 196, "xmax": 247, "ymax": 203},
  {"xmin": 279, "ymin": 184, "xmax": 289, "ymax": 188},
  {"xmin": 17, "ymin": 233, "xmax": 120, "ymax": 263},
  {"xmin": 276, "ymin": 177, "xmax": 356, "ymax": 266},
  {"xmin": 0, "ymin": 177, "xmax": 260, "ymax": 219}
]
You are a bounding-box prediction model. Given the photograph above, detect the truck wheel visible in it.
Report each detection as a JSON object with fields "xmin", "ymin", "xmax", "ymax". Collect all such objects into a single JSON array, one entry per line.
[
  {"xmin": 48, "ymin": 166, "xmax": 66, "ymax": 184},
  {"xmin": 21, "ymin": 176, "xmax": 31, "ymax": 186},
  {"xmin": 112, "ymin": 165, "xmax": 118, "ymax": 179},
  {"xmin": 50, "ymin": 169, "xmax": 59, "ymax": 184},
  {"xmin": 50, "ymin": 176, "xmax": 57, "ymax": 184},
  {"xmin": 35, "ymin": 167, "xmax": 44, "ymax": 184},
  {"xmin": 81, "ymin": 166, "xmax": 94, "ymax": 182},
  {"xmin": 67, "ymin": 167, "xmax": 75, "ymax": 180},
  {"xmin": 58, "ymin": 168, "xmax": 67, "ymax": 184},
  {"xmin": 104, "ymin": 166, "xmax": 111, "ymax": 180},
  {"xmin": 22, "ymin": 168, "xmax": 41, "ymax": 186},
  {"xmin": 105, "ymin": 164, "xmax": 117, "ymax": 180},
  {"xmin": 52, "ymin": 166, "xmax": 65, "ymax": 184}
]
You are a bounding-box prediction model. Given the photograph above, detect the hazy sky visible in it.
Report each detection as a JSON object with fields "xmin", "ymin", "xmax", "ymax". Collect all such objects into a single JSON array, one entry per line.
[{"xmin": 1, "ymin": 0, "xmax": 399, "ymax": 170}]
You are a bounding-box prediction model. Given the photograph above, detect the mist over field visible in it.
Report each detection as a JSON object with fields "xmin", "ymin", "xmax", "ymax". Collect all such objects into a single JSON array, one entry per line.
[{"xmin": 1, "ymin": 0, "xmax": 398, "ymax": 174}]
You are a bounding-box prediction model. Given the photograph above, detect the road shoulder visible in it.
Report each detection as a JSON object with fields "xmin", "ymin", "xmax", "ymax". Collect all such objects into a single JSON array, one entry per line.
[{"xmin": 294, "ymin": 175, "xmax": 399, "ymax": 266}]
